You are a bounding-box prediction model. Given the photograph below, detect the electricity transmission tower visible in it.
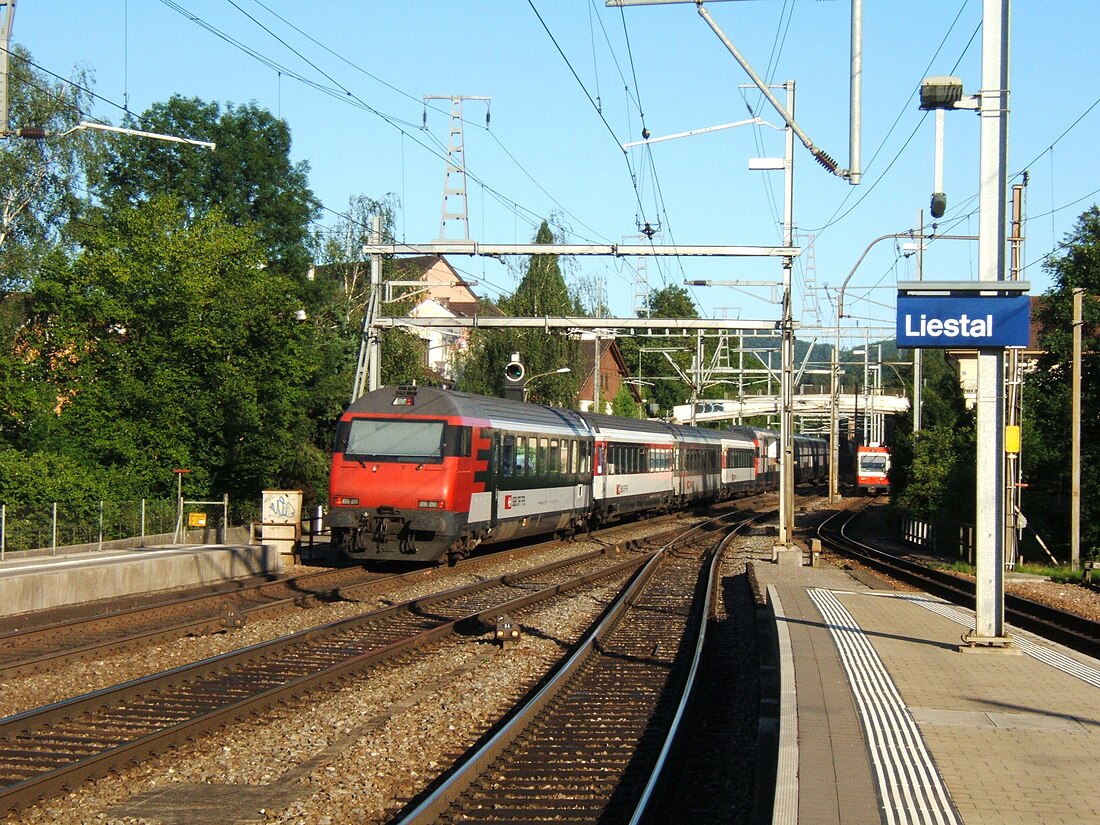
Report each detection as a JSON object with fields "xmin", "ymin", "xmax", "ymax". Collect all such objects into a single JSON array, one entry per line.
[{"xmin": 423, "ymin": 94, "xmax": 490, "ymax": 242}]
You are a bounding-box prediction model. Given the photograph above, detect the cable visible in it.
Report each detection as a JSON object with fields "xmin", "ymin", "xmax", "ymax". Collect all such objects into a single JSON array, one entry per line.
[
  {"xmin": 808, "ymin": 5, "xmax": 978, "ymax": 235},
  {"xmin": 525, "ymin": 1, "xmax": 660, "ymax": 245}
]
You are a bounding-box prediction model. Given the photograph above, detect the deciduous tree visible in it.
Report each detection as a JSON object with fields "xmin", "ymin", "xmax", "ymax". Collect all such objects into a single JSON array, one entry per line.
[
  {"xmin": 19, "ymin": 196, "xmax": 323, "ymax": 504},
  {"xmin": 89, "ymin": 95, "xmax": 318, "ymax": 278}
]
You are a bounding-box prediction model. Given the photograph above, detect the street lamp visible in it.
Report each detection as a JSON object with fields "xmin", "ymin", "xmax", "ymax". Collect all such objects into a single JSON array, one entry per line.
[{"xmin": 918, "ymin": 76, "xmax": 977, "ymax": 218}]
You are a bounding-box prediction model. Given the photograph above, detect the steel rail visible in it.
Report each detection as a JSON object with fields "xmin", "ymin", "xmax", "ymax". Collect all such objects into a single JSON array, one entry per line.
[
  {"xmin": 0, "ymin": 517, "xmax": 679, "ymax": 680},
  {"xmin": 818, "ymin": 504, "xmax": 1100, "ymax": 658},
  {"xmin": 394, "ymin": 511, "xmax": 760, "ymax": 824},
  {"xmin": 0, "ymin": 547, "xmax": 651, "ymax": 816}
]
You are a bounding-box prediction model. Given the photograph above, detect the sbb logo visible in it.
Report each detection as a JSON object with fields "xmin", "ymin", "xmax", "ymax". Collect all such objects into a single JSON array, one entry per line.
[{"xmin": 504, "ymin": 494, "xmax": 526, "ymax": 510}]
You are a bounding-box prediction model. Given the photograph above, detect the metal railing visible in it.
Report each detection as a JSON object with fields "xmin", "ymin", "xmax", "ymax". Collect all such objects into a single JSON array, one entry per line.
[{"xmin": 0, "ymin": 498, "xmax": 233, "ymax": 559}]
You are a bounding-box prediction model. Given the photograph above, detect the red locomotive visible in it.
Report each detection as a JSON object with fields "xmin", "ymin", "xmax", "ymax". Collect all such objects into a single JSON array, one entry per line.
[{"xmin": 855, "ymin": 444, "xmax": 891, "ymax": 494}]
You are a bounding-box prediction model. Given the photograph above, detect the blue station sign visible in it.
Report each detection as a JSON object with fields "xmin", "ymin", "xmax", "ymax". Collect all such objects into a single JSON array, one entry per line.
[{"xmin": 896, "ymin": 293, "xmax": 1030, "ymax": 348}]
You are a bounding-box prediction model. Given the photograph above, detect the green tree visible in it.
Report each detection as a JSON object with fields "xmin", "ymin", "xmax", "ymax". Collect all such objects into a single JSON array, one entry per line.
[
  {"xmin": 0, "ymin": 45, "xmax": 95, "ymax": 291},
  {"xmin": 458, "ymin": 221, "xmax": 583, "ymax": 406},
  {"xmin": 18, "ymin": 195, "xmax": 324, "ymax": 505},
  {"xmin": 89, "ymin": 95, "xmax": 318, "ymax": 277},
  {"xmin": 611, "ymin": 382, "xmax": 641, "ymax": 418},
  {"xmin": 618, "ymin": 284, "xmax": 699, "ymax": 416},
  {"xmin": 889, "ymin": 350, "xmax": 974, "ymax": 524},
  {"xmin": 1020, "ymin": 206, "xmax": 1100, "ymax": 557},
  {"xmin": 303, "ymin": 194, "xmax": 427, "ymax": 439}
]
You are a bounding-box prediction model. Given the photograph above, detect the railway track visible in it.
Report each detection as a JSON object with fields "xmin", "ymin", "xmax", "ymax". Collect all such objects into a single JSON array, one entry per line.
[
  {"xmin": 0, "ymin": 565, "xmax": 392, "ymax": 678},
  {"xmin": 0, "ymin": 516, "xmax": 687, "ymax": 682},
  {"xmin": 0, "ymin": 545, "xmax": 652, "ymax": 816},
  {"xmin": 393, "ymin": 511, "xmax": 761, "ymax": 824},
  {"xmin": 818, "ymin": 502, "xmax": 1100, "ymax": 658}
]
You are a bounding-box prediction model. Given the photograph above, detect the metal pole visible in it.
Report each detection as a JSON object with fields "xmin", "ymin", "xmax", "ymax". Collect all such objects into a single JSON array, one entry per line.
[
  {"xmin": 1071, "ymin": 287, "xmax": 1083, "ymax": 570},
  {"xmin": 0, "ymin": 1, "xmax": 14, "ymax": 137},
  {"xmin": 914, "ymin": 210, "xmax": 924, "ymax": 432},
  {"xmin": 1, "ymin": 503, "xmax": 5, "ymax": 560},
  {"xmin": 98, "ymin": 500, "xmax": 103, "ymax": 553},
  {"xmin": 51, "ymin": 502, "xmax": 57, "ymax": 555},
  {"xmin": 594, "ymin": 334, "xmax": 602, "ymax": 414},
  {"xmin": 175, "ymin": 472, "xmax": 183, "ymax": 544},
  {"xmin": 862, "ymin": 329, "xmax": 869, "ymax": 446},
  {"xmin": 848, "ymin": 0, "xmax": 863, "ymax": 186},
  {"xmin": 968, "ymin": 0, "xmax": 1010, "ymax": 646},
  {"xmin": 140, "ymin": 498, "xmax": 146, "ymax": 548},
  {"xmin": 874, "ymin": 344, "xmax": 882, "ymax": 445},
  {"xmin": 368, "ymin": 214, "xmax": 383, "ymax": 393},
  {"xmin": 829, "ymin": 312, "xmax": 840, "ymax": 502},
  {"xmin": 778, "ymin": 81, "xmax": 796, "ymax": 547},
  {"xmin": 1006, "ymin": 184, "xmax": 1025, "ymax": 568}
]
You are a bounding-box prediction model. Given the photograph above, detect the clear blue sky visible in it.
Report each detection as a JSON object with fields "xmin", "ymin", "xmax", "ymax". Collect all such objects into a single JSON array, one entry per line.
[{"xmin": 15, "ymin": 1, "xmax": 1100, "ymax": 346}]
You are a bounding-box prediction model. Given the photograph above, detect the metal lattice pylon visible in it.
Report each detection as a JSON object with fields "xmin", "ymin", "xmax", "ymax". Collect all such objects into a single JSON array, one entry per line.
[
  {"xmin": 424, "ymin": 95, "xmax": 490, "ymax": 242},
  {"xmin": 798, "ymin": 231, "xmax": 821, "ymax": 325}
]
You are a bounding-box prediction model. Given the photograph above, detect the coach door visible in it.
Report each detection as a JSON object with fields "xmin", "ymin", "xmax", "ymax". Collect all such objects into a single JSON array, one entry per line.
[
  {"xmin": 489, "ymin": 432, "xmax": 501, "ymax": 528},
  {"xmin": 571, "ymin": 439, "xmax": 590, "ymax": 513}
]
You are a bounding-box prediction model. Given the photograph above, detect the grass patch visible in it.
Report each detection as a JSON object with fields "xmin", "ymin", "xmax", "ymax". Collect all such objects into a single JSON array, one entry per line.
[
  {"xmin": 927, "ymin": 560, "xmax": 1090, "ymax": 583},
  {"xmin": 1015, "ymin": 563, "xmax": 1083, "ymax": 583},
  {"xmin": 928, "ymin": 560, "xmax": 975, "ymax": 575}
]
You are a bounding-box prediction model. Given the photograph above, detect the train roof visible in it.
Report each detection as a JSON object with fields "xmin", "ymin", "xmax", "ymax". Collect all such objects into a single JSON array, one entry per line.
[
  {"xmin": 344, "ymin": 386, "xmax": 591, "ymax": 436},
  {"xmin": 578, "ymin": 411, "xmax": 675, "ymax": 438},
  {"xmin": 346, "ymin": 387, "xmax": 763, "ymax": 447}
]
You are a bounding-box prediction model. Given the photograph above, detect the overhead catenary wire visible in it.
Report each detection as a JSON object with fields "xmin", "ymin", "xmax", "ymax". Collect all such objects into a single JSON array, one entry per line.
[{"xmin": 152, "ymin": 1, "xmax": 618, "ymax": 251}]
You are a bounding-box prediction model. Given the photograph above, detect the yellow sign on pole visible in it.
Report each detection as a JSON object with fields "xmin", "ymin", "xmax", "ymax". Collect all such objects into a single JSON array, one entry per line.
[{"xmin": 187, "ymin": 512, "xmax": 208, "ymax": 528}]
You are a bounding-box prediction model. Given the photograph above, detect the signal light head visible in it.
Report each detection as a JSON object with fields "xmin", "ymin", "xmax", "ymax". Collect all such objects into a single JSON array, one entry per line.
[{"xmin": 504, "ymin": 356, "xmax": 525, "ymax": 383}]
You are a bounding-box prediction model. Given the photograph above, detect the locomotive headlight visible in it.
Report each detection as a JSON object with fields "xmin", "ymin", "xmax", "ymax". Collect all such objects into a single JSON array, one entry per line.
[
  {"xmin": 418, "ymin": 500, "xmax": 444, "ymax": 509},
  {"xmin": 333, "ymin": 495, "xmax": 360, "ymax": 506}
]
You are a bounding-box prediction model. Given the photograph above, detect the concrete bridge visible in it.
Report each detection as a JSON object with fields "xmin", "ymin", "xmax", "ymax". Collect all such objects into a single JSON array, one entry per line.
[{"xmin": 671, "ymin": 390, "xmax": 909, "ymax": 424}]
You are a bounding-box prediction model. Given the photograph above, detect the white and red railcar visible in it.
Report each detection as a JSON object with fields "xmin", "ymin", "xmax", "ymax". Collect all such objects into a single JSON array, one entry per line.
[{"xmin": 329, "ymin": 386, "xmax": 826, "ymax": 563}]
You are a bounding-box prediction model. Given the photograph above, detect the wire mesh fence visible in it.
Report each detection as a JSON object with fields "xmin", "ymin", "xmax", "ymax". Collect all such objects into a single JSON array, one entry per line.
[
  {"xmin": 0, "ymin": 495, "xmax": 322, "ymax": 560},
  {"xmin": 2, "ymin": 499, "xmax": 188, "ymax": 558}
]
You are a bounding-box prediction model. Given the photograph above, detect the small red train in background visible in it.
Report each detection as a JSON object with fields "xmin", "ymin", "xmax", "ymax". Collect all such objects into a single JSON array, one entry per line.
[{"xmin": 855, "ymin": 445, "xmax": 890, "ymax": 495}]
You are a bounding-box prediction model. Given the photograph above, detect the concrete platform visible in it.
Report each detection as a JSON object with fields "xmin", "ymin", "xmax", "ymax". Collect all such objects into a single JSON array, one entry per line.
[
  {"xmin": 757, "ymin": 558, "xmax": 1100, "ymax": 825},
  {"xmin": 0, "ymin": 544, "xmax": 284, "ymax": 619}
]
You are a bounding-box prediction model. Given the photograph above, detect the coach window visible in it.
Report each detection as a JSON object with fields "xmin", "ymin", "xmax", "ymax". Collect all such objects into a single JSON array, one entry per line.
[
  {"xmin": 501, "ymin": 434, "xmax": 515, "ymax": 477},
  {"xmin": 549, "ymin": 439, "xmax": 560, "ymax": 475},
  {"xmin": 520, "ymin": 438, "xmax": 533, "ymax": 476},
  {"xmin": 538, "ymin": 438, "xmax": 549, "ymax": 478},
  {"xmin": 514, "ymin": 436, "xmax": 527, "ymax": 475}
]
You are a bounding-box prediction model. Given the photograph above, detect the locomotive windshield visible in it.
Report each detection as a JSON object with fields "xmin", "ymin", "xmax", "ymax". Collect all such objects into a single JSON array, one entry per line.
[
  {"xmin": 859, "ymin": 455, "xmax": 888, "ymax": 472},
  {"xmin": 342, "ymin": 418, "xmax": 445, "ymax": 462}
]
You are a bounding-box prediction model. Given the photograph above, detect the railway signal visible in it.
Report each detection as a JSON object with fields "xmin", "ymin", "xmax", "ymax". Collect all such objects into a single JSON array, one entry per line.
[{"xmin": 504, "ymin": 353, "xmax": 526, "ymax": 402}]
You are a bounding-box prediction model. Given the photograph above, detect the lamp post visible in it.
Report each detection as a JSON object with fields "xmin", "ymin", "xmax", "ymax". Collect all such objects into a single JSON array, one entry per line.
[
  {"xmin": 829, "ymin": 230, "xmax": 976, "ymax": 501},
  {"xmin": 523, "ymin": 367, "xmax": 570, "ymax": 402}
]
